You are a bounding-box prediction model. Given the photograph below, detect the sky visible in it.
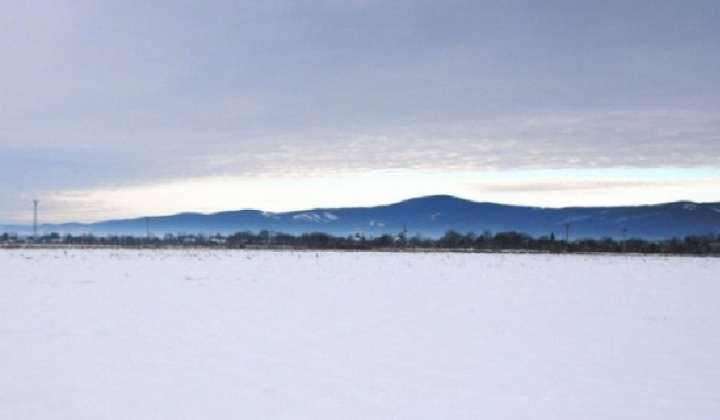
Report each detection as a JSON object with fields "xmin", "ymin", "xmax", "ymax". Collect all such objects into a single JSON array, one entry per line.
[{"xmin": 2, "ymin": 0, "xmax": 719, "ymax": 224}]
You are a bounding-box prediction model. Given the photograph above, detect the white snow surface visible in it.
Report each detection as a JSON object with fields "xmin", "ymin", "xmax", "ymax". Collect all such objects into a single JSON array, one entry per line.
[{"xmin": 2, "ymin": 249, "xmax": 719, "ymax": 419}]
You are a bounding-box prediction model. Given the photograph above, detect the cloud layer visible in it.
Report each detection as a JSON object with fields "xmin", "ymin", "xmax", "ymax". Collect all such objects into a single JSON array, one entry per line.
[{"xmin": 2, "ymin": 1, "xmax": 719, "ymax": 222}]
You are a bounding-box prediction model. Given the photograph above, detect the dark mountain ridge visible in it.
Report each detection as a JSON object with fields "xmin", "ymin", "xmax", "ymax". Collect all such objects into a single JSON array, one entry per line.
[{"xmin": 5, "ymin": 195, "xmax": 720, "ymax": 240}]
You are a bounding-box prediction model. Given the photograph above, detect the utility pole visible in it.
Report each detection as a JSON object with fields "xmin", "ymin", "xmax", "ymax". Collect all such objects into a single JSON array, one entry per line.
[
  {"xmin": 33, "ymin": 199, "xmax": 38, "ymax": 242},
  {"xmin": 621, "ymin": 228, "xmax": 628, "ymax": 253},
  {"xmin": 564, "ymin": 223, "xmax": 570, "ymax": 243}
]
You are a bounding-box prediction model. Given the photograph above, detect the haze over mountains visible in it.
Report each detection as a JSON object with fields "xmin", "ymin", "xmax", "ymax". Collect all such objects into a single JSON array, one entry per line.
[{"xmin": 4, "ymin": 195, "xmax": 720, "ymax": 240}]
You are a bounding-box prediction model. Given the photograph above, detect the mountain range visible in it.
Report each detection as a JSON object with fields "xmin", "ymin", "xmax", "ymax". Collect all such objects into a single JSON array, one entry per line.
[{"xmin": 4, "ymin": 195, "xmax": 720, "ymax": 240}]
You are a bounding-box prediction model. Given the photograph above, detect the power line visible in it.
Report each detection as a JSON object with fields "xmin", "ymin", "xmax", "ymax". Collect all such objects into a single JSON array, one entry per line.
[{"xmin": 33, "ymin": 199, "xmax": 38, "ymax": 241}]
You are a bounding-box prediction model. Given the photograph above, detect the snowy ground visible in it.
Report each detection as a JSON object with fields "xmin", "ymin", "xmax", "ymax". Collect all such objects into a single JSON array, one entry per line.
[{"xmin": 1, "ymin": 249, "xmax": 719, "ymax": 419}]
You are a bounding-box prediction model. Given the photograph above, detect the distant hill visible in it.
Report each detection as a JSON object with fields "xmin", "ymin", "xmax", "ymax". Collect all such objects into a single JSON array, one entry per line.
[{"xmin": 5, "ymin": 195, "xmax": 720, "ymax": 240}]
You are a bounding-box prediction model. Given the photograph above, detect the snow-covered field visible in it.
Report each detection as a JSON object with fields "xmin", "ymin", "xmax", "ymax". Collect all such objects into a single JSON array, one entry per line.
[{"xmin": 2, "ymin": 249, "xmax": 719, "ymax": 419}]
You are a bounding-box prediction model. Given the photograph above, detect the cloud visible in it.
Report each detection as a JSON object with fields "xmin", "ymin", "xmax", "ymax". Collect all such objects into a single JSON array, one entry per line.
[
  {"xmin": 3, "ymin": 106, "xmax": 719, "ymax": 223},
  {"xmin": 461, "ymin": 170, "xmax": 720, "ymax": 208},
  {"xmin": 1, "ymin": 1, "xmax": 719, "ymax": 222},
  {"xmin": 194, "ymin": 109, "xmax": 720, "ymax": 178},
  {"xmin": 37, "ymin": 172, "xmax": 442, "ymax": 223},
  {"xmin": 473, "ymin": 180, "xmax": 674, "ymax": 193},
  {"xmin": 20, "ymin": 168, "xmax": 716, "ymax": 224}
]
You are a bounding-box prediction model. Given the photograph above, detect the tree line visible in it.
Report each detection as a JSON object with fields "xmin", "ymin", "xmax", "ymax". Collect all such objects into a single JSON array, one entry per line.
[{"xmin": 2, "ymin": 229, "xmax": 719, "ymax": 255}]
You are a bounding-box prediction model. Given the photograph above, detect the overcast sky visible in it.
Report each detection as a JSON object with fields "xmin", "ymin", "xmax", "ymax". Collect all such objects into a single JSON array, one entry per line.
[{"xmin": 2, "ymin": 0, "xmax": 719, "ymax": 223}]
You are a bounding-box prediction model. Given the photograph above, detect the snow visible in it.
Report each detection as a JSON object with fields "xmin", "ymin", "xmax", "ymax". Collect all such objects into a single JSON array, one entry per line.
[
  {"xmin": 290, "ymin": 211, "xmax": 338, "ymax": 222},
  {"xmin": 292, "ymin": 212, "xmax": 339, "ymax": 223},
  {"xmin": 261, "ymin": 211, "xmax": 281, "ymax": 220},
  {"xmin": 2, "ymin": 249, "xmax": 719, "ymax": 419},
  {"xmin": 292, "ymin": 213, "xmax": 322, "ymax": 222}
]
